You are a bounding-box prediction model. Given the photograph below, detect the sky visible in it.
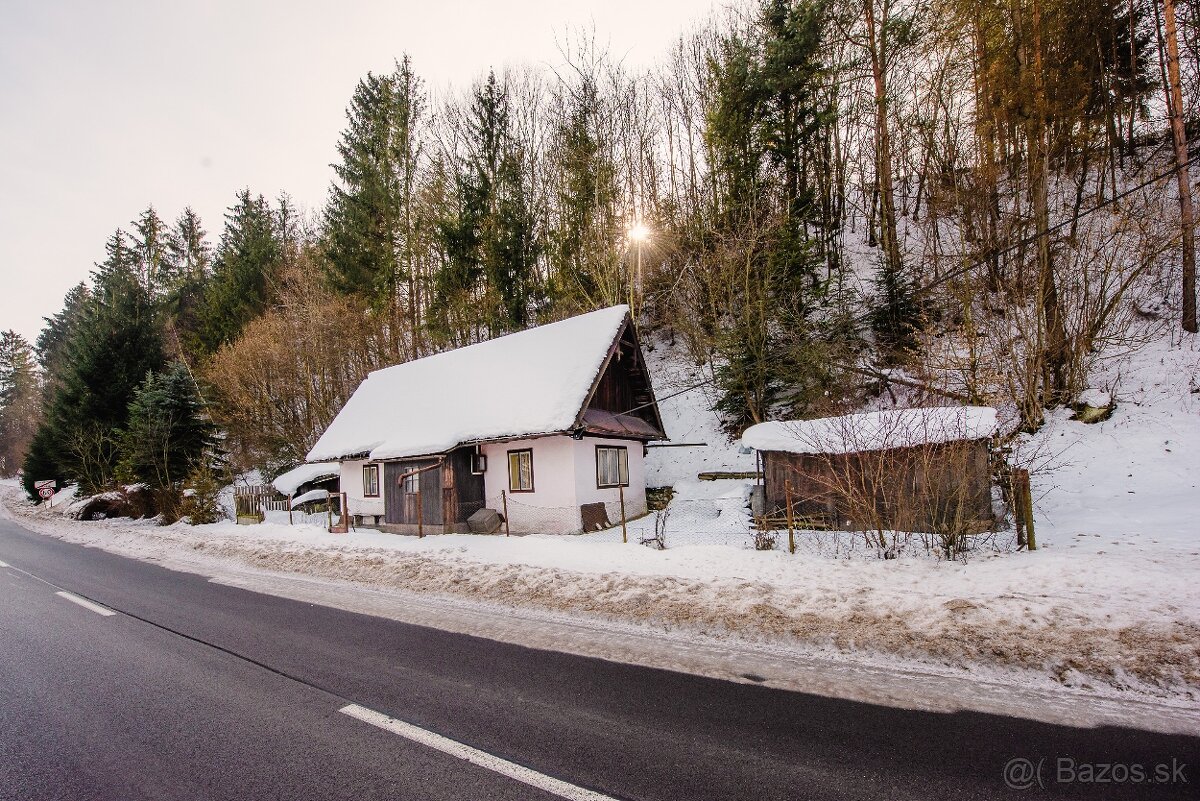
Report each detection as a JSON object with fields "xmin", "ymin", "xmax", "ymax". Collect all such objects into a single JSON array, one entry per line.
[{"xmin": 0, "ymin": 0, "xmax": 717, "ymax": 344}]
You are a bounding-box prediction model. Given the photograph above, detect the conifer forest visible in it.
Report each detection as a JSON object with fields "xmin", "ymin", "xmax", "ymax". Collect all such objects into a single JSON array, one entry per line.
[{"xmin": 1, "ymin": 0, "xmax": 1197, "ymax": 518}]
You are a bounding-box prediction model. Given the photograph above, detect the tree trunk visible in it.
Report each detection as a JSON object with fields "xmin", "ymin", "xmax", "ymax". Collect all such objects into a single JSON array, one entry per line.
[
  {"xmin": 1163, "ymin": 0, "xmax": 1198, "ymax": 333},
  {"xmin": 864, "ymin": 0, "xmax": 903, "ymax": 274}
]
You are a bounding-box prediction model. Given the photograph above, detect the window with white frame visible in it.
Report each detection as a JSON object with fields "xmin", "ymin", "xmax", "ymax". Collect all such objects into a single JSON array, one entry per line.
[
  {"xmin": 507, "ymin": 449, "xmax": 534, "ymax": 492},
  {"xmin": 362, "ymin": 464, "xmax": 379, "ymax": 497},
  {"xmin": 596, "ymin": 445, "xmax": 629, "ymax": 488},
  {"xmin": 402, "ymin": 468, "xmax": 420, "ymax": 494}
]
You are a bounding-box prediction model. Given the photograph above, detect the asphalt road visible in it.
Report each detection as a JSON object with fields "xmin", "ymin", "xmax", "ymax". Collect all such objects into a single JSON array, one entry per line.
[{"xmin": 0, "ymin": 516, "xmax": 1196, "ymax": 801}]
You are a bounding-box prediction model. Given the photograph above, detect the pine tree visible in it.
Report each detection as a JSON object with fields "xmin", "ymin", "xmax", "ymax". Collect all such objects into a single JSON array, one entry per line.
[
  {"xmin": 191, "ymin": 189, "xmax": 282, "ymax": 354},
  {"xmin": 35, "ymin": 282, "xmax": 89, "ymax": 394},
  {"xmin": 430, "ymin": 70, "xmax": 538, "ymax": 342},
  {"xmin": 163, "ymin": 208, "xmax": 212, "ymax": 365},
  {"xmin": 0, "ymin": 331, "xmax": 40, "ymax": 477},
  {"xmin": 118, "ymin": 362, "xmax": 215, "ymax": 491},
  {"xmin": 37, "ymin": 232, "xmax": 166, "ymax": 492},
  {"xmin": 131, "ymin": 205, "xmax": 171, "ymax": 297},
  {"xmin": 705, "ymin": 0, "xmax": 850, "ymax": 435},
  {"xmin": 870, "ymin": 255, "xmax": 923, "ymax": 360},
  {"xmin": 324, "ymin": 57, "xmax": 427, "ymax": 356},
  {"xmin": 546, "ymin": 72, "xmax": 622, "ymax": 312},
  {"xmin": 21, "ymin": 426, "xmax": 60, "ymax": 500}
]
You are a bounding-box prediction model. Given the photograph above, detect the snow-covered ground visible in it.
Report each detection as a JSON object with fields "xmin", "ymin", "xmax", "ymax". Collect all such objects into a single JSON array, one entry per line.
[{"xmin": 2, "ymin": 332, "xmax": 1197, "ymax": 727}]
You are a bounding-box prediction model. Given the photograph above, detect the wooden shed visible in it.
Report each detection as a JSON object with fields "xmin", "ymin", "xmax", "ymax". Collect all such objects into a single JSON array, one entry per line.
[{"xmin": 742, "ymin": 407, "xmax": 997, "ymax": 534}]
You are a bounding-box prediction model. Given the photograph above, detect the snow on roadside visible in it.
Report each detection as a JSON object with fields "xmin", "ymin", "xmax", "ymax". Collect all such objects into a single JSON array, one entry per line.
[
  {"xmin": 3, "ymin": 474, "xmax": 1197, "ymax": 699},
  {"xmin": 2, "ymin": 334, "xmax": 1196, "ymax": 704}
]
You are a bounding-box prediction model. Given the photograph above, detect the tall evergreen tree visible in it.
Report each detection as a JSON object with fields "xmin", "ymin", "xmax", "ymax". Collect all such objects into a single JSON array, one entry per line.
[
  {"xmin": 118, "ymin": 362, "xmax": 215, "ymax": 491},
  {"xmin": 163, "ymin": 208, "xmax": 212, "ymax": 364},
  {"xmin": 705, "ymin": 0, "xmax": 850, "ymax": 435},
  {"xmin": 546, "ymin": 73, "xmax": 623, "ymax": 312},
  {"xmin": 191, "ymin": 189, "xmax": 282, "ymax": 354},
  {"xmin": 35, "ymin": 282, "xmax": 90, "ymax": 397},
  {"xmin": 131, "ymin": 205, "xmax": 171, "ymax": 297},
  {"xmin": 31, "ymin": 232, "xmax": 166, "ymax": 492},
  {"xmin": 430, "ymin": 70, "xmax": 539, "ymax": 342},
  {"xmin": 0, "ymin": 331, "xmax": 40, "ymax": 477},
  {"xmin": 324, "ymin": 57, "xmax": 427, "ymax": 356},
  {"xmin": 167, "ymin": 207, "xmax": 211, "ymax": 280}
]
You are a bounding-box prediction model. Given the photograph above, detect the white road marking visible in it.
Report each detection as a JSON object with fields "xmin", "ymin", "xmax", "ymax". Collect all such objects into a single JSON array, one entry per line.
[
  {"xmin": 55, "ymin": 591, "xmax": 116, "ymax": 617},
  {"xmin": 339, "ymin": 704, "xmax": 619, "ymax": 801}
]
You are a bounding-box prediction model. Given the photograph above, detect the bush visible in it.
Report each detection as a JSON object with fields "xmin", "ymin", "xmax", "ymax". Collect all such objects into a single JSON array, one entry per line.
[{"xmin": 179, "ymin": 463, "xmax": 224, "ymax": 525}]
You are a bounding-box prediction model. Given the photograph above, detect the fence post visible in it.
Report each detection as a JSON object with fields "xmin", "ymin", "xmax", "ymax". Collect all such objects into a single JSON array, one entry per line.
[
  {"xmin": 619, "ymin": 484, "xmax": 628, "ymax": 544},
  {"xmin": 417, "ymin": 486, "xmax": 424, "ymax": 539},
  {"xmin": 785, "ymin": 479, "xmax": 795, "ymax": 554},
  {"xmin": 326, "ymin": 490, "xmax": 332, "ymax": 532},
  {"xmin": 288, "ymin": 494, "xmax": 293, "ymax": 526},
  {"xmin": 501, "ymin": 490, "xmax": 510, "ymax": 537},
  {"xmin": 1016, "ymin": 469, "xmax": 1037, "ymax": 551}
]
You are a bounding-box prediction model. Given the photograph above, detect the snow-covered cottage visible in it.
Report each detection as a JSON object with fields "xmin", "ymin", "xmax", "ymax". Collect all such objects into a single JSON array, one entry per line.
[
  {"xmin": 742, "ymin": 406, "xmax": 998, "ymax": 533},
  {"xmin": 308, "ymin": 305, "xmax": 665, "ymax": 534}
]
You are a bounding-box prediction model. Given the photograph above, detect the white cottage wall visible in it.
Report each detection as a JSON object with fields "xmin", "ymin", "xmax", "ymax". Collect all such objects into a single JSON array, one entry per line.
[
  {"xmin": 481, "ymin": 436, "xmax": 582, "ymax": 533},
  {"xmin": 572, "ymin": 437, "xmax": 647, "ymax": 525},
  {"xmin": 340, "ymin": 458, "xmax": 385, "ymax": 520}
]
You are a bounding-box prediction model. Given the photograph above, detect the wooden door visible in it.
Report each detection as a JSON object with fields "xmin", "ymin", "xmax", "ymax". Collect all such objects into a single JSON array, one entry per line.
[{"xmin": 384, "ymin": 460, "xmax": 443, "ymax": 526}]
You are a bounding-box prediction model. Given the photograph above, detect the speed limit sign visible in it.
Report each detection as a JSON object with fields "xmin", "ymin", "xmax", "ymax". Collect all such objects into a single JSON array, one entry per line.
[{"xmin": 38, "ymin": 488, "xmax": 53, "ymax": 499}]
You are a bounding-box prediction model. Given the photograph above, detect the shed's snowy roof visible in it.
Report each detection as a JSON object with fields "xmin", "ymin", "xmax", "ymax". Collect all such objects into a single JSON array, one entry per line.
[
  {"xmin": 741, "ymin": 406, "xmax": 998, "ymax": 455},
  {"xmin": 308, "ymin": 306, "xmax": 631, "ymax": 462},
  {"xmin": 290, "ymin": 488, "xmax": 332, "ymax": 509},
  {"xmin": 273, "ymin": 462, "xmax": 340, "ymax": 496}
]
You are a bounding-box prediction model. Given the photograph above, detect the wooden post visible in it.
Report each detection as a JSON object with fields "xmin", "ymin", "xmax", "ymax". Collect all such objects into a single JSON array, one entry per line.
[
  {"xmin": 326, "ymin": 490, "xmax": 332, "ymax": 532},
  {"xmin": 288, "ymin": 494, "xmax": 293, "ymax": 525},
  {"xmin": 501, "ymin": 490, "xmax": 510, "ymax": 537},
  {"xmin": 417, "ymin": 486, "xmax": 424, "ymax": 539},
  {"xmin": 619, "ymin": 484, "xmax": 628, "ymax": 544},
  {"xmin": 785, "ymin": 479, "xmax": 795, "ymax": 555},
  {"xmin": 1012, "ymin": 470, "xmax": 1026, "ymax": 549},
  {"xmin": 1012, "ymin": 469, "xmax": 1037, "ymax": 551},
  {"xmin": 1017, "ymin": 469, "xmax": 1037, "ymax": 551}
]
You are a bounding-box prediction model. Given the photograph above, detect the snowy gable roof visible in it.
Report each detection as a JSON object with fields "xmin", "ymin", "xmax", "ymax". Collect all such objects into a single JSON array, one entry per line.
[
  {"xmin": 273, "ymin": 462, "xmax": 340, "ymax": 496},
  {"xmin": 307, "ymin": 306, "xmax": 632, "ymax": 462},
  {"xmin": 741, "ymin": 406, "xmax": 998, "ymax": 456}
]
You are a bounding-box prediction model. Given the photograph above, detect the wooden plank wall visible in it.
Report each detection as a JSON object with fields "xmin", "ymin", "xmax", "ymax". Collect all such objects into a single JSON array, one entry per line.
[{"xmin": 763, "ymin": 440, "xmax": 992, "ymax": 532}]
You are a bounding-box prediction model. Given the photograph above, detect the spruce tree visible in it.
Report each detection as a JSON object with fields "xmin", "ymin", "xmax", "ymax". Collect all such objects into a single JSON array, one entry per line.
[
  {"xmin": 0, "ymin": 331, "xmax": 40, "ymax": 477},
  {"xmin": 36, "ymin": 282, "xmax": 91, "ymax": 384},
  {"xmin": 131, "ymin": 205, "xmax": 171, "ymax": 297},
  {"xmin": 163, "ymin": 208, "xmax": 212, "ymax": 364},
  {"xmin": 546, "ymin": 73, "xmax": 622, "ymax": 312},
  {"xmin": 118, "ymin": 362, "xmax": 215, "ymax": 491},
  {"xmin": 430, "ymin": 70, "xmax": 538, "ymax": 341},
  {"xmin": 40, "ymin": 232, "xmax": 166, "ymax": 491},
  {"xmin": 192, "ymin": 189, "xmax": 282, "ymax": 354},
  {"xmin": 706, "ymin": 0, "xmax": 850, "ymax": 435}
]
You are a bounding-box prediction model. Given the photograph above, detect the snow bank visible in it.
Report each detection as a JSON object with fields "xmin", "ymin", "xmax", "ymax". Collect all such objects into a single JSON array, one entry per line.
[
  {"xmin": 742, "ymin": 406, "xmax": 998, "ymax": 455},
  {"xmin": 308, "ymin": 305, "xmax": 630, "ymax": 462},
  {"xmin": 273, "ymin": 463, "xmax": 339, "ymax": 496}
]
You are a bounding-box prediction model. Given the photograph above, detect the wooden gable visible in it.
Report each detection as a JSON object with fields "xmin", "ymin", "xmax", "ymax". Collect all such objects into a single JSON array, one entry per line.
[{"xmin": 574, "ymin": 317, "xmax": 666, "ymax": 440}]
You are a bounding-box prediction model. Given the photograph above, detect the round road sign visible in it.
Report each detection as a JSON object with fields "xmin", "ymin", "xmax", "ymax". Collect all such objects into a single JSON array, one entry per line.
[{"xmin": 38, "ymin": 488, "xmax": 53, "ymax": 499}]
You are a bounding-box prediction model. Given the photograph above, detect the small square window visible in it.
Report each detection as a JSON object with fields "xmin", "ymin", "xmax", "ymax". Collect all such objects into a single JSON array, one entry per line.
[
  {"xmin": 363, "ymin": 464, "xmax": 380, "ymax": 497},
  {"xmin": 596, "ymin": 446, "xmax": 629, "ymax": 488},
  {"xmin": 507, "ymin": 449, "xmax": 534, "ymax": 492},
  {"xmin": 402, "ymin": 469, "xmax": 420, "ymax": 494}
]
